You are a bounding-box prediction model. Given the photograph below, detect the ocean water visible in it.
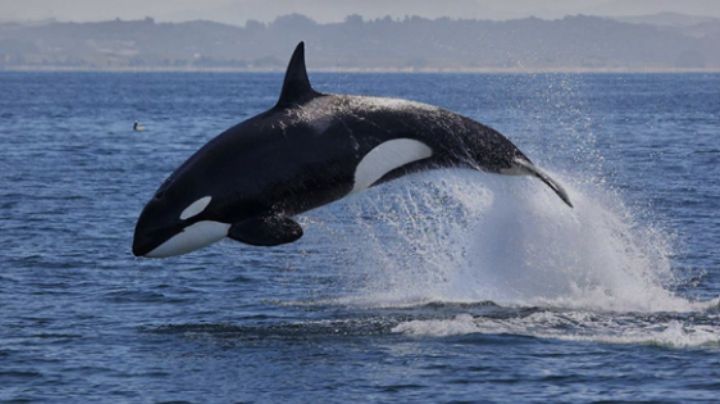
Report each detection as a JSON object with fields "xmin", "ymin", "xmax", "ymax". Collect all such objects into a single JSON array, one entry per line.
[{"xmin": 1, "ymin": 72, "xmax": 720, "ymax": 402}]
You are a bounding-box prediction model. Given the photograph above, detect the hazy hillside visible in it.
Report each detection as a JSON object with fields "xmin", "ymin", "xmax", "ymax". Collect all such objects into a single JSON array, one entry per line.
[
  {"xmin": 1, "ymin": 14, "xmax": 718, "ymax": 71},
  {"xmin": 613, "ymin": 12, "xmax": 720, "ymax": 27},
  {"xmin": 612, "ymin": 12, "xmax": 720, "ymax": 39}
]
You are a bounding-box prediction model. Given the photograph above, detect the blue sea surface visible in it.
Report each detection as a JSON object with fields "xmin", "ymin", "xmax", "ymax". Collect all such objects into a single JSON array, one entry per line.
[{"xmin": 1, "ymin": 72, "xmax": 720, "ymax": 402}]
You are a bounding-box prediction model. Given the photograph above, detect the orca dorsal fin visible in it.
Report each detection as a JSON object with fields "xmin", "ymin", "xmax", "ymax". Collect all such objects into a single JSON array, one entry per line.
[{"xmin": 276, "ymin": 42, "xmax": 318, "ymax": 107}]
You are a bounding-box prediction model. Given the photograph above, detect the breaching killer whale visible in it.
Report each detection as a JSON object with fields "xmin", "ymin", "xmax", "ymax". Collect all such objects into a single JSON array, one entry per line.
[{"xmin": 132, "ymin": 42, "xmax": 572, "ymax": 258}]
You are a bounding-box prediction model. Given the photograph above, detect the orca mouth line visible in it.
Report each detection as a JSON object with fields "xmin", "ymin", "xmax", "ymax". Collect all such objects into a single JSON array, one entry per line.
[
  {"xmin": 132, "ymin": 224, "xmax": 177, "ymax": 257},
  {"xmin": 132, "ymin": 235, "xmax": 160, "ymax": 257},
  {"xmin": 134, "ymin": 221, "xmax": 232, "ymax": 258}
]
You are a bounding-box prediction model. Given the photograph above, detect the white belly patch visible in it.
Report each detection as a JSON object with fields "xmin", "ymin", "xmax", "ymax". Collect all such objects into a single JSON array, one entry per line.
[
  {"xmin": 146, "ymin": 220, "xmax": 231, "ymax": 258},
  {"xmin": 351, "ymin": 138, "xmax": 433, "ymax": 193}
]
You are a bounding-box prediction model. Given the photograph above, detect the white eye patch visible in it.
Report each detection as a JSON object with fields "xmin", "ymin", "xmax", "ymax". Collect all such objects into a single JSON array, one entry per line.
[{"xmin": 180, "ymin": 196, "xmax": 212, "ymax": 220}]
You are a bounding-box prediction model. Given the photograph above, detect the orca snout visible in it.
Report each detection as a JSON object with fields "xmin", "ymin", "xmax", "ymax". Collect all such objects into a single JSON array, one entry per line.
[
  {"xmin": 132, "ymin": 203, "xmax": 177, "ymax": 257},
  {"xmin": 132, "ymin": 197, "xmax": 232, "ymax": 258},
  {"xmin": 132, "ymin": 219, "xmax": 168, "ymax": 257},
  {"xmin": 132, "ymin": 231, "xmax": 155, "ymax": 257}
]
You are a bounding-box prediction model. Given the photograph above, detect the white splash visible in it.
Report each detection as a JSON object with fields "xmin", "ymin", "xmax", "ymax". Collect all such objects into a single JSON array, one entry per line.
[
  {"xmin": 307, "ymin": 168, "xmax": 719, "ymax": 348},
  {"xmin": 392, "ymin": 311, "xmax": 720, "ymax": 349},
  {"xmin": 331, "ymin": 168, "xmax": 706, "ymax": 313}
]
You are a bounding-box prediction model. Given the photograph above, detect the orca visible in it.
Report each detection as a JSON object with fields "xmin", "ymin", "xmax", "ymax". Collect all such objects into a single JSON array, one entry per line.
[{"xmin": 132, "ymin": 42, "xmax": 572, "ymax": 258}]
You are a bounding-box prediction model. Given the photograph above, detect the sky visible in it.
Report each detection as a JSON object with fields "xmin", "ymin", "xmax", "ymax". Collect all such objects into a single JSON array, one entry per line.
[{"xmin": 1, "ymin": 0, "xmax": 720, "ymax": 24}]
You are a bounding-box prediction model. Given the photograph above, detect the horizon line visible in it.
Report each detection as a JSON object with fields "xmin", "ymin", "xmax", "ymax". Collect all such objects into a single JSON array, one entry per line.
[
  {"xmin": 4, "ymin": 66, "xmax": 720, "ymax": 74},
  {"xmin": 2, "ymin": 11, "xmax": 718, "ymax": 28}
]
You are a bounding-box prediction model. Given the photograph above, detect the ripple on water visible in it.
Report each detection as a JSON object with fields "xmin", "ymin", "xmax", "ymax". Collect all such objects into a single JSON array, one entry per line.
[
  {"xmin": 2, "ymin": 72, "xmax": 720, "ymax": 402},
  {"xmin": 102, "ymin": 290, "xmax": 190, "ymax": 304}
]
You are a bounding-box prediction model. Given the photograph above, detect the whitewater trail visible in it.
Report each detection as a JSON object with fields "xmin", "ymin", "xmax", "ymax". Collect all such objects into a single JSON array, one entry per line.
[{"xmin": 305, "ymin": 168, "xmax": 720, "ymax": 348}]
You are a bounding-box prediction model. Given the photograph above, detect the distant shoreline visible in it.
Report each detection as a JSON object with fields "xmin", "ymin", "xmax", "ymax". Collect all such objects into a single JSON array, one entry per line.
[
  {"xmin": 3, "ymin": 15, "xmax": 718, "ymax": 75},
  {"xmin": 3, "ymin": 66, "xmax": 720, "ymax": 74}
]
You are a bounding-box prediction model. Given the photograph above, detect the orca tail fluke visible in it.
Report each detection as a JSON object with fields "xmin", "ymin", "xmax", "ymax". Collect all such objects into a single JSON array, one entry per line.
[{"xmin": 512, "ymin": 158, "xmax": 573, "ymax": 208}]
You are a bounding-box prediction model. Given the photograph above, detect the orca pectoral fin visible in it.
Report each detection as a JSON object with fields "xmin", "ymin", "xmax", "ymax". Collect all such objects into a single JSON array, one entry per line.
[
  {"xmin": 513, "ymin": 158, "xmax": 573, "ymax": 208},
  {"xmin": 228, "ymin": 215, "xmax": 304, "ymax": 247}
]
